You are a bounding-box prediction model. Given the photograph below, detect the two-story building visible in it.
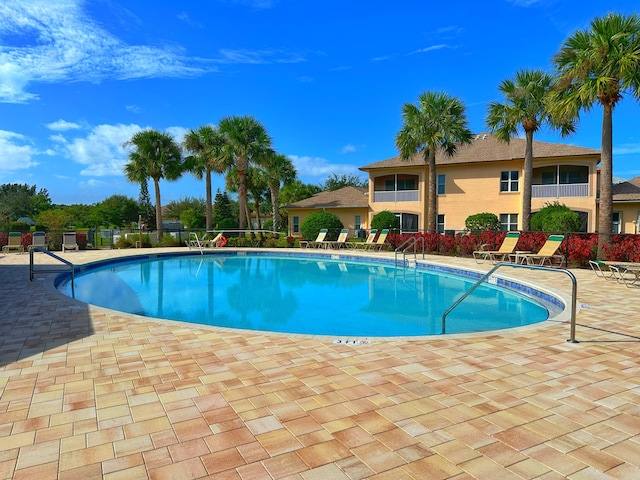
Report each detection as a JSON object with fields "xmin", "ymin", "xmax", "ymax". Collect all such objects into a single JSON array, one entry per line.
[
  {"xmin": 359, "ymin": 132, "xmax": 600, "ymax": 233},
  {"xmin": 286, "ymin": 133, "xmax": 606, "ymax": 236}
]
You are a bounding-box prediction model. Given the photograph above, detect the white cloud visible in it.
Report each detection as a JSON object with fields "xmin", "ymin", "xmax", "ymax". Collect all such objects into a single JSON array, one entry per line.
[
  {"xmin": 508, "ymin": 0, "xmax": 544, "ymax": 6},
  {"xmin": 126, "ymin": 104, "xmax": 141, "ymax": 113},
  {"xmin": 340, "ymin": 144, "xmax": 356, "ymax": 154},
  {"xmin": 614, "ymin": 143, "xmax": 640, "ymax": 155},
  {"xmin": 46, "ymin": 119, "xmax": 81, "ymax": 131},
  {"xmin": 287, "ymin": 154, "xmax": 358, "ymax": 178},
  {"xmin": 0, "ymin": 130, "xmax": 39, "ymax": 170},
  {"xmin": 217, "ymin": 48, "xmax": 306, "ymax": 64},
  {"xmin": 371, "ymin": 55, "xmax": 393, "ymax": 62},
  {"xmin": 0, "ymin": 1, "xmax": 218, "ymax": 103},
  {"xmin": 177, "ymin": 11, "xmax": 202, "ymax": 28},
  {"xmin": 166, "ymin": 126, "xmax": 189, "ymax": 143},
  {"xmin": 409, "ymin": 44, "xmax": 451, "ymax": 55},
  {"xmin": 62, "ymin": 123, "xmax": 144, "ymax": 176},
  {"xmin": 298, "ymin": 76, "xmax": 314, "ymax": 83}
]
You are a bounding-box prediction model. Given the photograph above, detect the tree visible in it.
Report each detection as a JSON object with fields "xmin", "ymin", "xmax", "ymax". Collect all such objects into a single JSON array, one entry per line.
[
  {"xmin": 183, "ymin": 125, "xmax": 230, "ymax": 231},
  {"xmin": 138, "ymin": 181, "xmax": 155, "ymax": 229},
  {"xmin": 94, "ymin": 195, "xmax": 140, "ymax": 227},
  {"xmin": 531, "ymin": 202, "xmax": 582, "ymax": 233},
  {"xmin": 300, "ymin": 211, "xmax": 344, "ymax": 242},
  {"xmin": 0, "ymin": 183, "xmax": 52, "ymax": 221},
  {"xmin": 218, "ymin": 116, "xmax": 272, "ymax": 230},
  {"xmin": 465, "ymin": 213, "xmax": 501, "ymax": 231},
  {"xmin": 280, "ymin": 180, "xmax": 322, "ymax": 206},
  {"xmin": 259, "ymin": 151, "xmax": 297, "ymax": 231},
  {"xmin": 486, "ymin": 69, "xmax": 575, "ymax": 231},
  {"xmin": 320, "ymin": 173, "xmax": 367, "ymax": 191},
  {"xmin": 123, "ymin": 129, "xmax": 183, "ymax": 240},
  {"xmin": 226, "ymin": 165, "xmax": 269, "ymax": 229},
  {"xmin": 395, "ymin": 91, "xmax": 472, "ymax": 231},
  {"xmin": 371, "ymin": 210, "xmax": 400, "ymax": 231},
  {"xmin": 212, "ymin": 190, "xmax": 236, "ymax": 226},
  {"xmin": 164, "ymin": 197, "xmax": 206, "ymax": 221},
  {"xmin": 549, "ymin": 13, "xmax": 640, "ymax": 257}
]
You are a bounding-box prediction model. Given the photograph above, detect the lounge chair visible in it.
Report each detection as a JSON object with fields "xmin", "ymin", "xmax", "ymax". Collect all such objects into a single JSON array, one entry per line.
[
  {"xmin": 2, "ymin": 232, "xmax": 24, "ymax": 253},
  {"xmin": 299, "ymin": 229, "xmax": 328, "ymax": 248},
  {"xmin": 601, "ymin": 261, "xmax": 640, "ymax": 287},
  {"xmin": 62, "ymin": 232, "xmax": 79, "ymax": 252},
  {"xmin": 366, "ymin": 229, "xmax": 390, "ymax": 251},
  {"xmin": 473, "ymin": 232, "xmax": 520, "ymax": 264},
  {"xmin": 323, "ymin": 229, "xmax": 350, "ymax": 249},
  {"xmin": 510, "ymin": 234, "xmax": 565, "ymax": 266},
  {"xmin": 207, "ymin": 232, "xmax": 226, "ymax": 248},
  {"xmin": 347, "ymin": 229, "xmax": 377, "ymax": 249},
  {"xmin": 28, "ymin": 231, "xmax": 48, "ymax": 251},
  {"xmin": 589, "ymin": 260, "xmax": 617, "ymax": 280}
]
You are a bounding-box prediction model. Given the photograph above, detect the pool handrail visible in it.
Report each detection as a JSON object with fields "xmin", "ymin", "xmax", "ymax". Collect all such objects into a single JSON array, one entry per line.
[
  {"xmin": 441, "ymin": 262, "xmax": 578, "ymax": 342},
  {"xmin": 394, "ymin": 236, "xmax": 425, "ymax": 265},
  {"xmin": 29, "ymin": 246, "xmax": 76, "ymax": 296}
]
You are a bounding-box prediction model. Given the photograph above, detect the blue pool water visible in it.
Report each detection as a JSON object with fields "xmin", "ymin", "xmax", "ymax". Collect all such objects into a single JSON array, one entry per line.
[{"xmin": 59, "ymin": 253, "xmax": 552, "ymax": 336}]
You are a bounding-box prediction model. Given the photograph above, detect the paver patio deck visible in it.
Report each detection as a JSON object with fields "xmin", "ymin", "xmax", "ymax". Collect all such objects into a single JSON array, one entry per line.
[{"xmin": 1, "ymin": 247, "xmax": 639, "ymax": 479}]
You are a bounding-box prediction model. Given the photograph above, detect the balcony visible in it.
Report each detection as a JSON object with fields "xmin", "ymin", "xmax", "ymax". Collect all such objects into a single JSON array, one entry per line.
[
  {"xmin": 373, "ymin": 190, "xmax": 419, "ymax": 202},
  {"xmin": 532, "ymin": 183, "xmax": 589, "ymax": 198}
]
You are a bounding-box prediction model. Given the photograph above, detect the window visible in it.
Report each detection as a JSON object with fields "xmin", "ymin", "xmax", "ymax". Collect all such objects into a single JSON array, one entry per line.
[
  {"xmin": 399, "ymin": 213, "xmax": 418, "ymax": 232},
  {"xmin": 354, "ymin": 215, "xmax": 361, "ymax": 230},
  {"xmin": 612, "ymin": 212, "xmax": 621, "ymax": 234},
  {"xmin": 293, "ymin": 216, "xmax": 299, "ymax": 233},
  {"xmin": 500, "ymin": 171, "xmax": 519, "ymax": 192},
  {"xmin": 397, "ymin": 174, "xmax": 417, "ymax": 191},
  {"xmin": 437, "ymin": 174, "xmax": 446, "ymax": 195},
  {"xmin": 437, "ymin": 214, "xmax": 445, "ymax": 233},
  {"xmin": 500, "ymin": 213, "xmax": 518, "ymax": 231}
]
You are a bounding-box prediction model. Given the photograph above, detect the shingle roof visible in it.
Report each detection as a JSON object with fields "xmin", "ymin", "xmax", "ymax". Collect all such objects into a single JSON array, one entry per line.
[
  {"xmin": 359, "ymin": 132, "xmax": 600, "ymax": 170},
  {"xmin": 613, "ymin": 176, "xmax": 640, "ymax": 202},
  {"xmin": 284, "ymin": 186, "xmax": 369, "ymax": 209}
]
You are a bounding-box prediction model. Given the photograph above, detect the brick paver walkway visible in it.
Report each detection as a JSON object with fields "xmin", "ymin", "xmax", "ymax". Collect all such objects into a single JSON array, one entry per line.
[{"xmin": 1, "ymin": 248, "xmax": 639, "ymax": 479}]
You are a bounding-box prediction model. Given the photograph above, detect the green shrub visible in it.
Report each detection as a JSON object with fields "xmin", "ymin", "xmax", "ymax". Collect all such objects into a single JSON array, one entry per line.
[
  {"xmin": 465, "ymin": 212, "xmax": 501, "ymax": 231},
  {"xmin": 531, "ymin": 202, "xmax": 582, "ymax": 233},
  {"xmin": 300, "ymin": 211, "xmax": 343, "ymax": 241},
  {"xmin": 8, "ymin": 221, "xmax": 31, "ymax": 233},
  {"xmin": 371, "ymin": 210, "xmax": 399, "ymax": 231},
  {"xmin": 114, "ymin": 236, "xmax": 134, "ymax": 249},
  {"xmin": 159, "ymin": 234, "xmax": 181, "ymax": 247},
  {"xmin": 217, "ymin": 218, "xmax": 238, "ymax": 229}
]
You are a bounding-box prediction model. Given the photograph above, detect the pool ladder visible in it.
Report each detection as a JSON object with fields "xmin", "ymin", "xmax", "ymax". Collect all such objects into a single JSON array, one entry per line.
[
  {"xmin": 394, "ymin": 236, "xmax": 425, "ymax": 267},
  {"xmin": 441, "ymin": 262, "xmax": 578, "ymax": 342}
]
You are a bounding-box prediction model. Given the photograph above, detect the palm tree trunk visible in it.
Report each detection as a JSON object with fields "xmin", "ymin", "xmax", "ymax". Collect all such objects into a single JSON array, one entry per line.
[
  {"xmin": 270, "ymin": 185, "xmax": 280, "ymax": 231},
  {"xmin": 597, "ymin": 103, "xmax": 614, "ymax": 259},
  {"xmin": 522, "ymin": 130, "xmax": 533, "ymax": 232},
  {"xmin": 238, "ymin": 159, "xmax": 248, "ymax": 230},
  {"xmin": 205, "ymin": 169, "xmax": 213, "ymax": 231},
  {"xmin": 153, "ymin": 178, "xmax": 163, "ymax": 241},
  {"xmin": 427, "ymin": 149, "xmax": 437, "ymax": 232}
]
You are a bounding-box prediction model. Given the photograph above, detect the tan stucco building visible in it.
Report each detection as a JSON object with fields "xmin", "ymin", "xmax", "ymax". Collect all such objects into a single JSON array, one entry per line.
[{"xmin": 286, "ymin": 133, "xmax": 638, "ymax": 236}]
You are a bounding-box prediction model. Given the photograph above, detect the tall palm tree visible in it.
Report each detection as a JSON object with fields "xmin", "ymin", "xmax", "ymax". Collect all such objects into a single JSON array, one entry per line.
[
  {"xmin": 486, "ymin": 69, "xmax": 575, "ymax": 231},
  {"xmin": 225, "ymin": 165, "xmax": 269, "ymax": 229},
  {"xmin": 218, "ymin": 116, "xmax": 272, "ymax": 230},
  {"xmin": 183, "ymin": 125, "xmax": 230, "ymax": 231},
  {"xmin": 123, "ymin": 129, "xmax": 183, "ymax": 241},
  {"xmin": 395, "ymin": 91, "xmax": 473, "ymax": 231},
  {"xmin": 259, "ymin": 151, "xmax": 297, "ymax": 231},
  {"xmin": 549, "ymin": 13, "xmax": 640, "ymax": 257}
]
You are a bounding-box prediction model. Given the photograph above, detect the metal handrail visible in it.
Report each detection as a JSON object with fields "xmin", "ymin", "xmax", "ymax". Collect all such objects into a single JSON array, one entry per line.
[
  {"xmin": 188, "ymin": 232, "xmax": 204, "ymax": 255},
  {"xmin": 441, "ymin": 262, "xmax": 578, "ymax": 342},
  {"xmin": 394, "ymin": 236, "xmax": 425, "ymax": 265},
  {"xmin": 29, "ymin": 246, "xmax": 76, "ymax": 296}
]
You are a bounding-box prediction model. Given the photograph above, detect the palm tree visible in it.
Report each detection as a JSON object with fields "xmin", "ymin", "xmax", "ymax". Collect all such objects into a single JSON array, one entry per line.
[
  {"xmin": 486, "ymin": 69, "xmax": 575, "ymax": 231},
  {"xmin": 123, "ymin": 129, "xmax": 183, "ymax": 241},
  {"xmin": 395, "ymin": 91, "xmax": 473, "ymax": 231},
  {"xmin": 218, "ymin": 116, "xmax": 272, "ymax": 230},
  {"xmin": 183, "ymin": 125, "xmax": 230, "ymax": 231},
  {"xmin": 259, "ymin": 151, "xmax": 297, "ymax": 231},
  {"xmin": 549, "ymin": 13, "xmax": 640, "ymax": 257},
  {"xmin": 225, "ymin": 165, "xmax": 269, "ymax": 229}
]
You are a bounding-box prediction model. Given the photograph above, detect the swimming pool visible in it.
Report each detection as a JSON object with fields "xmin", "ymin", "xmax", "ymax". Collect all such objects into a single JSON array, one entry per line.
[{"xmin": 58, "ymin": 252, "xmax": 556, "ymax": 336}]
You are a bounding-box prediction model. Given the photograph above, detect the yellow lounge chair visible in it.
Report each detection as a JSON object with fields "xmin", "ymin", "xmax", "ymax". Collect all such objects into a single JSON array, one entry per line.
[
  {"xmin": 366, "ymin": 229, "xmax": 390, "ymax": 251},
  {"xmin": 347, "ymin": 229, "xmax": 377, "ymax": 249},
  {"xmin": 2, "ymin": 232, "xmax": 24, "ymax": 253},
  {"xmin": 473, "ymin": 232, "xmax": 520, "ymax": 264},
  {"xmin": 510, "ymin": 234, "xmax": 565, "ymax": 266},
  {"xmin": 323, "ymin": 229, "xmax": 350, "ymax": 249},
  {"xmin": 300, "ymin": 229, "xmax": 328, "ymax": 248}
]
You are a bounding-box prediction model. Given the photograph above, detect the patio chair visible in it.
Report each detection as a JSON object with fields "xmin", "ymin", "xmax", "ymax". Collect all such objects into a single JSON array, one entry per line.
[
  {"xmin": 473, "ymin": 232, "xmax": 521, "ymax": 264},
  {"xmin": 62, "ymin": 232, "xmax": 79, "ymax": 252},
  {"xmin": 2, "ymin": 232, "xmax": 24, "ymax": 253},
  {"xmin": 603, "ymin": 261, "xmax": 640, "ymax": 287},
  {"xmin": 207, "ymin": 232, "xmax": 227, "ymax": 248},
  {"xmin": 588, "ymin": 260, "xmax": 617, "ymax": 280},
  {"xmin": 366, "ymin": 229, "xmax": 390, "ymax": 251},
  {"xmin": 299, "ymin": 229, "xmax": 328, "ymax": 248},
  {"xmin": 323, "ymin": 229, "xmax": 350, "ymax": 249},
  {"xmin": 28, "ymin": 231, "xmax": 48, "ymax": 251},
  {"xmin": 510, "ymin": 234, "xmax": 565, "ymax": 266},
  {"xmin": 347, "ymin": 229, "xmax": 377, "ymax": 249}
]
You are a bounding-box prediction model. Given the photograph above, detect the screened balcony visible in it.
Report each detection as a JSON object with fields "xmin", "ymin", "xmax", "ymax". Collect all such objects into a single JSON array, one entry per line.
[
  {"xmin": 373, "ymin": 174, "xmax": 419, "ymax": 202},
  {"xmin": 532, "ymin": 165, "xmax": 590, "ymax": 198}
]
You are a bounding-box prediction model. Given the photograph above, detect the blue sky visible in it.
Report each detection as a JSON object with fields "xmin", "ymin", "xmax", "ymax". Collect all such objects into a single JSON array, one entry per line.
[{"xmin": 1, "ymin": 0, "xmax": 639, "ymax": 206}]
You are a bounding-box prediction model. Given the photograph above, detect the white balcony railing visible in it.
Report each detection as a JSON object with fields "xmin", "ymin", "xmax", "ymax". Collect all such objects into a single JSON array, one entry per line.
[
  {"xmin": 532, "ymin": 183, "xmax": 589, "ymax": 198},
  {"xmin": 373, "ymin": 190, "xmax": 419, "ymax": 202}
]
